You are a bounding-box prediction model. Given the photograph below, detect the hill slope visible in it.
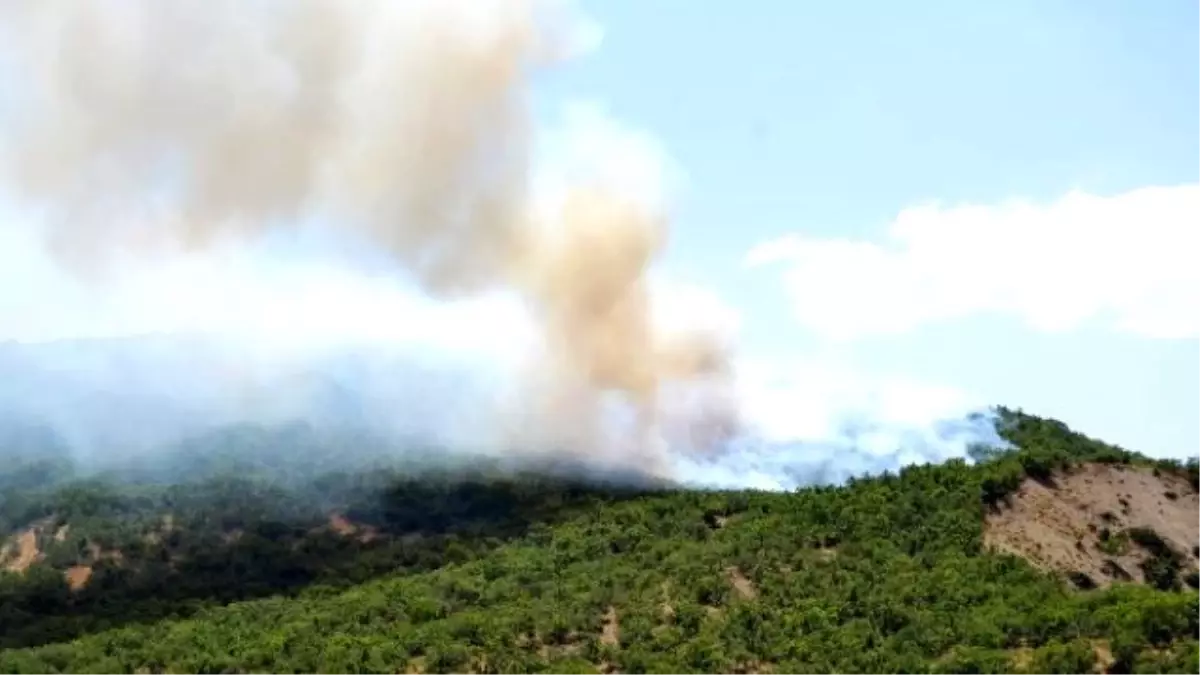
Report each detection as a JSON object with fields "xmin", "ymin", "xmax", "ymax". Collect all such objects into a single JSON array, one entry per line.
[{"xmin": 0, "ymin": 408, "xmax": 1197, "ymax": 674}]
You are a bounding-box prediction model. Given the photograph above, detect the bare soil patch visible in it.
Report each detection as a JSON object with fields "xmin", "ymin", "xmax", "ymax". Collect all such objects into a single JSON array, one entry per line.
[
  {"xmin": 659, "ymin": 580, "xmax": 674, "ymax": 620},
  {"xmin": 2, "ymin": 528, "xmax": 42, "ymax": 572},
  {"xmin": 984, "ymin": 463, "xmax": 1199, "ymax": 587},
  {"xmin": 64, "ymin": 564, "xmax": 93, "ymax": 590},
  {"xmin": 325, "ymin": 512, "xmax": 379, "ymax": 543},
  {"xmin": 1092, "ymin": 639, "xmax": 1115, "ymax": 673},
  {"xmin": 726, "ymin": 566, "xmax": 758, "ymax": 600},
  {"xmin": 600, "ymin": 606, "xmax": 620, "ymax": 646}
]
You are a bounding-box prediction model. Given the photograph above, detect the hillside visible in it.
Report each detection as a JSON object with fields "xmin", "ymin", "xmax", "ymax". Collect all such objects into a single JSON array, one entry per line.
[{"xmin": 0, "ymin": 408, "xmax": 1197, "ymax": 674}]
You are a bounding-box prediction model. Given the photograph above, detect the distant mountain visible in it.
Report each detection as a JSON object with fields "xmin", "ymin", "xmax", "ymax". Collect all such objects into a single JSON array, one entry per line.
[
  {"xmin": 0, "ymin": 333, "xmax": 493, "ymax": 463},
  {"xmin": 0, "ymin": 334, "xmax": 1014, "ymax": 492}
]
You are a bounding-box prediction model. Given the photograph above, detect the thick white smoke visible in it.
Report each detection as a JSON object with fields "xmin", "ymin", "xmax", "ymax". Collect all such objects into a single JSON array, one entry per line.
[
  {"xmin": 0, "ymin": 0, "xmax": 1002, "ymax": 489},
  {"xmin": 0, "ymin": 0, "xmax": 741, "ymax": 478}
]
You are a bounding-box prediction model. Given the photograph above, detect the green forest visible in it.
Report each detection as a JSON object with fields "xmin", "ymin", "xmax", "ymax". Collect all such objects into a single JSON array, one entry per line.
[{"xmin": 0, "ymin": 407, "xmax": 1197, "ymax": 673}]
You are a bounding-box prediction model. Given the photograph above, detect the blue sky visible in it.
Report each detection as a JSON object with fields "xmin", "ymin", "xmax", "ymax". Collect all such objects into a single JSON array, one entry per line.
[
  {"xmin": 0, "ymin": 1, "xmax": 1194, "ymax": 473},
  {"xmin": 536, "ymin": 0, "xmax": 1199, "ymax": 457}
]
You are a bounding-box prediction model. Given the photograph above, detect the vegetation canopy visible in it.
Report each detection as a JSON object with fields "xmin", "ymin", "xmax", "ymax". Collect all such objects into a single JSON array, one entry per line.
[{"xmin": 0, "ymin": 407, "xmax": 1197, "ymax": 674}]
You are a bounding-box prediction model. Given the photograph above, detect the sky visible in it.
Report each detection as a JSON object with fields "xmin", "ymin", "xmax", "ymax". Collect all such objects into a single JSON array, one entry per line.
[
  {"xmin": 534, "ymin": 0, "xmax": 1199, "ymax": 458},
  {"xmin": 0, "ymin": 0, "xmax": 1195, "ymax": 472}
]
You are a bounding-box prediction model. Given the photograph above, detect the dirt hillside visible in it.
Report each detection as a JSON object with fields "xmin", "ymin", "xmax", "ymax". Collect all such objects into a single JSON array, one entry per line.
[
  {"xmin": 984, "ymin": 463, "xmax": 1199, "ymax": 588},
  {"xmin": 1, "ymin": 528, "xmax": 42, "ymax": 573}
]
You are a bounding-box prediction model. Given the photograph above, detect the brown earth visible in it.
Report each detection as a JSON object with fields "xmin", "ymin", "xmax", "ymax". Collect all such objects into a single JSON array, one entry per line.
[
  {"xmin": 324, "ymin": 512, "xmax": 379, "ymax": 543},
  {"xmin": 1, "ymin": 516, "xmax": 58, "ymax": 573},
  {"xmin": 600, "ymin": 605, "xmax": 620, "ymax": 647},
  {"xmin": 328, "ymin": 513, "xmax": 357, "ymax": 536},
  {"xmin": 2, "ymin": 528, "xmax": 43, "ymax": 573},
  {"xmin": 1, "ymin": 516, "xmax": 132, "ymax": 590},
  {"xmin": 726, "ymin": 566, "xmax": 758, "ymax": 600},
  {"xmin": 1093, "ymin": 639, "xmax": 1115, "ymax": 672},
  {"xmin": 984, "ymin": 463, "xmax": 1199, "ymax": 587},
  {"xmin": 61, "ymin": 540, "xmax": 125, "ymax": 591},
  {"xmin": 659, "ymin": 581, "xmax": 675, "ymax": 621},
  {"xmin": 5, "ymin": 509, "xmax": 382, "ymax": 592},
  {"xmin": 64, "ymin": 564, "xmax": 94, "ymax": 590}
]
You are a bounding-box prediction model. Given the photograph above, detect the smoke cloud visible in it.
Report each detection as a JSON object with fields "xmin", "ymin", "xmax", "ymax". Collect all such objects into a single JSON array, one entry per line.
[
  {"xmin": 0, "ymin": 0, "xmax": 1004, "ymax": 489},
  {"xmin": 0, "ymin": 0, "xmax": 740, "ymax": 479}
]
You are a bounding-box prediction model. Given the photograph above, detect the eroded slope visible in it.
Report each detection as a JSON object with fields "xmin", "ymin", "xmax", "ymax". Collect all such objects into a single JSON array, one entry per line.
[{"xmin": 984, "ymin": 462, "xmax": 1199, "ymax": 588}]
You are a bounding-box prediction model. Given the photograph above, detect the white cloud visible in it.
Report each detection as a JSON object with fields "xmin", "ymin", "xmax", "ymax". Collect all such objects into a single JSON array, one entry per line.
[{"xmin": 747, "ymin": 183, "xmax": 1200, "ymax": 341}]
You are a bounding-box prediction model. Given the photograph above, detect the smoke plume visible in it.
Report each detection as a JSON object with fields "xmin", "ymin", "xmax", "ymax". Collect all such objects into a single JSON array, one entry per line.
[{"xmin": 0, "ymin": 0, "xmax": 740, "ymax": 477}]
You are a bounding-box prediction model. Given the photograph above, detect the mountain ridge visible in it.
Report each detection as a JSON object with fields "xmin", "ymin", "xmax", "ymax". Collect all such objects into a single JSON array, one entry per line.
[{"xmin": 0, "ymin": 407, "xmax": 1196, "ymax": 673}]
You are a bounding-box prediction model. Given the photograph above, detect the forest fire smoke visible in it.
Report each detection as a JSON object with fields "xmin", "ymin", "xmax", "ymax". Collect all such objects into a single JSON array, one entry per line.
[{"xmin": 0, "ymin": 0, "xmax": 740, "ymax": 475}]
